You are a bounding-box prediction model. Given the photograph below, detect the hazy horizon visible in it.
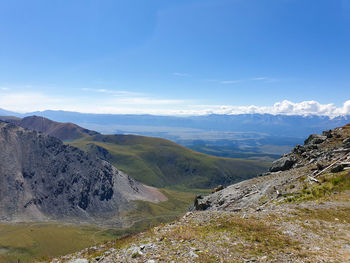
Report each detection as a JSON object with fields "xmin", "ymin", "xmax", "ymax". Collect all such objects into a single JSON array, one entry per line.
[{"xmin": 1, "ymin": 100, "xmax": 350, "ymax": 118}]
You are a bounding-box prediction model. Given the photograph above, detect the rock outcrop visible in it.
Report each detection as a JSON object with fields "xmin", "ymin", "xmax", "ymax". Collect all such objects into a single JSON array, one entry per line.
[
  {"xmin": 0, "ymin": 121, "xmax": 165, "ymax": 225},
  {"xmin": 304, "ymin": 134, "xmax": 327, "ymax": 145},
  {"xmin": 194, "ymin": 123, "xmax": 350, "ymax": 212},
  {"xmin": 269, "ymin": 155, "xmax": 296, "ymax": 172},
  {"xmin": 268, "ymin": 126, "xmax": 350, "ymax": 173}
]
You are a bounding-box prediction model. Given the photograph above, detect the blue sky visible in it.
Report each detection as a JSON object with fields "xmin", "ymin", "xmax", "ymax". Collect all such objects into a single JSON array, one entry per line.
[{"xmin": 0, "ymin": 0, "xmax": 350, "ymax": 115}]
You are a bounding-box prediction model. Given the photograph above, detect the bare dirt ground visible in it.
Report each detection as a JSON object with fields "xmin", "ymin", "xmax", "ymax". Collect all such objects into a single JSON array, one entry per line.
[
  {"xmin": 142, "ymin": 185, "xmax": 169, "ymax": 202},
  {"xmin": 45, "ymin": 191, "xmax": 350, "ymax": 263}
]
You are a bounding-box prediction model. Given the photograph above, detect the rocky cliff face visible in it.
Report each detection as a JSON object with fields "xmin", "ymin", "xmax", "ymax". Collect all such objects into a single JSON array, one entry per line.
[{"xmin": 0, "ymin": 121, "xmax": 165, "ymax": 225}]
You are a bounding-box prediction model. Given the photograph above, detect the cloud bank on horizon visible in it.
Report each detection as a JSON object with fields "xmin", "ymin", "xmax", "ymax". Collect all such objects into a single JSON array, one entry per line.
[
  {"xmin": 204, "ymin": 100, "xmax": 350, "ymax": 117},
  {"xmin": 0, "ymin": 91, "xmax": 349, "ymax": 117}
]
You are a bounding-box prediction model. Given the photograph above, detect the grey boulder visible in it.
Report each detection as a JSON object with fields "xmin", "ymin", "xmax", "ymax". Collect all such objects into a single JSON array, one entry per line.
[
  {"xmin": 269, "ymin": 156, "xmax": 296, "ymax": 172},
  {"xmin": 304, "ymin": 134, "xmax": 327, "ymax": 145}
]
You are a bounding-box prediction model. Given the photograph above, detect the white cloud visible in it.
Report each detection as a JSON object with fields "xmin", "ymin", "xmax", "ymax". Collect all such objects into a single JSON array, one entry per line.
[
  {"xmin": 252, "ymin": 77, "xmax": 267, "ymax": 81},
  {"xmin": 272, "ymin": 100, "xmax": 336, "ymax": 116},
  {"xmin": 81, "ymin": 88, "xmax": 185, "ymax": 105},
  {"xmin": 194, "ymin": 100, "xmax": 350, "ymax": 117},
  {"xmin": 218, "ymin": 77, "xmax": 279, "ymax": 85},
  {"xmin": 112, "ymin": 97, "xmax": 185, "ymax": 105},
  {"xmin": 336, "ymin": 100, "xmax": 350, "ymax": 116},
  {"xmin": 0, "ymin": 87, "xmax": 9, "ymax": 90},
  {"xmin": 0, "ymin": 91, "xmax": 188, "ymax": 114},
  {"xmin": 0, "ymin": 92, "xmax": 66, "ymax": 113},
  {"xmin": 0, "ymin": 91, "xmax": 349, "ymax": 117},
  {"xmin": 251, "ymin": 77, "xmax": 278, "ymax": 82},
  {"xmin": 172, "ymin": 72, "xmax": 191, "ymax": 77},
  {"xmin": 220, "ymin": 80, "xmax": 242, "ymax": 84},
  {"xmin": 81, "ymin": 88, "xmax": 144, "ymax": 97},
  {"xmin": 171, "ymin": 74, "xmax": 279, "ymax": 85}
]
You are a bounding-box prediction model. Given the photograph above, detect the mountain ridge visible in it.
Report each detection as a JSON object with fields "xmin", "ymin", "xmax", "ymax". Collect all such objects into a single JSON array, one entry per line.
[
  {"xmin": 0, "ymin": 115, "xmax": 99, "ymax": 141},
  {"xmin": 0, "ymin": 121, "xmax": 165, "ymax": 226}
]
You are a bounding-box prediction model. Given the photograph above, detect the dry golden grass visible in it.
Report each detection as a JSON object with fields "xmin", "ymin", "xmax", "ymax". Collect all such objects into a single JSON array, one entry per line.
[{"xmin": 163, "ymin": 225, "xmax": 199, "ymax": 242}]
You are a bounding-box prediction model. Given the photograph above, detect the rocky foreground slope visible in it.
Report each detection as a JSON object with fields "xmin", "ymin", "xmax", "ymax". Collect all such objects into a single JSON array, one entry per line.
[
  {"xmin": 48, "ymin": 124, "xmax": 350, "ymax": 262},
  {"xmin": 194, "ymin": 124, "xmax": 350, "ymax": 212},
  {"xmin": 0, "ymin": 121, "xmax": 165, "ymax": 225}
]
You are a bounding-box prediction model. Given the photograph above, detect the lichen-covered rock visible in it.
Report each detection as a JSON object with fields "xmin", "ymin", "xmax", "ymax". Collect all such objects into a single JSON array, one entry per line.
[
  {"xmin": 331, "ymin": 164, "xmax": 345, "ymax": 173},
  {"xmin": 304, "ymin": 134, "xmax": 327, "ymax": 145},
  {"xmin": 68, "ymin": 259, "xmax": 89, "ymax": 263},
  {"xmin": 212, "ymin": 185, "xmax": 224, "ymax": 193},
  {"xmin": 292, "ymin": 144, "xmax": 305, "ymax": 154},
  {"xmin": 193, "ymin": 195, "xmax": 212, "ymax": 211},
  {"xmin": 322, "ymin": 130, "xmax": 333, "ymax": 138},
  {"xmin": 343, "ymin": 137, "xmax": 350, "ymax": 148},
  {"xmin": 269, "ymin": 156, "xmax": 296, "ymax": 172}
]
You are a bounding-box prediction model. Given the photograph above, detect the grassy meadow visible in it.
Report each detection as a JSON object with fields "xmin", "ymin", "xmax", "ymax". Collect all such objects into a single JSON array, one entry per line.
[
  {"xmin": 0, "ymin": 222, "xmax": 117, "ymax": 263},
  {"xmin": 68, "ymin": 134, "xmax": 269, "ymax": 189},
  {"xmin": 0, "ymin": 188, "xmax": 199, "ymax": 263}
]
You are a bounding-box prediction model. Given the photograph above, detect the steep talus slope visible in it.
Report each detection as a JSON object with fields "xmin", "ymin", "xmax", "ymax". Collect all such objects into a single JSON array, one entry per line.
[
  {"xmin": 0, "ymin": 121, "xmax": 165, "ymax": 225},
  {"xmin": 0, "ymin": 115, "xmax": 98, "ymax": 141},
  {"xmin": 51, "ymin": 124, "xmax": 350, "ymax": 263}
]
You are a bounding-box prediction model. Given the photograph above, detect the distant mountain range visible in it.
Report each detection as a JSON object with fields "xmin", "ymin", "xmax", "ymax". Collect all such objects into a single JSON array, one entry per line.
[
  {"xmin": 1, "ymin": 108, "xmax": 348, "ymax": 137},
  {"xmin": 1, "ymin": 108, "xmax": 349, "ymax": 159},
  {"xmin": 0, "ymin": 108, "xmax": 19, "ymax": 116}
]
